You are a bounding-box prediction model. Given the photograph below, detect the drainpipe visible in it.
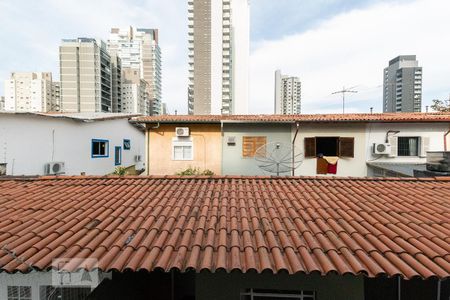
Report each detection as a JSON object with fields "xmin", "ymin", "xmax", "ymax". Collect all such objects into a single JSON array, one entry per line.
[
  {"xmin": 146, "ymin": 122, "xmax": 160, "ymax": 175},
  {"xmin": 292, "ymin": 122, "xmax": 300, "ymax": 176},
  {"xmin": 221, "ymin": 120, "xmax": 224, "ymax": 175},
  {"xmin": 444, "ymin": 126, "xmax": 450, "ymax": 151},
  {"xmin": 397, "ymin": 277, "xmax": 401, "ymax": 300}
]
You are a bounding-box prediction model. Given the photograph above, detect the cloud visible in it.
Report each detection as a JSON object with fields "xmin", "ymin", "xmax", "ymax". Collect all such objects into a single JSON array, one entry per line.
[{"xmin": 249, "ymin": 0, "xmax": 450, "ymax": 114}]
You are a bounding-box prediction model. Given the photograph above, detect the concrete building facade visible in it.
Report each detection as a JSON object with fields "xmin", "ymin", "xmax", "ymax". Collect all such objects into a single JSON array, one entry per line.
[
  {"xmin": 188, "ymin": 0, "xmax": 249, "ymax": 115},
  {"xmin": 108, "ymin": 27, "xmax": 161, "ymax": 115},
  {"xmin": 59, "ymin": 38, "xmax": 113, "ymax": 113},
  {"xmin": 3, "ymin": 72, "xmax": 55, "ymax": 112},
  {"xmin": 121, "ymin": 68, "xmax": 148, "ymax": 115},
  {"xmin": 0, "ymin": 96, "xmax": 4, "ymax": 111},
  {"xmin": 383, "ymin": 55, "xmax": 422, "ymax": 113},
  {"xmin": 274, "ymin": 70, "xmax": 301, "ymax": 114}
]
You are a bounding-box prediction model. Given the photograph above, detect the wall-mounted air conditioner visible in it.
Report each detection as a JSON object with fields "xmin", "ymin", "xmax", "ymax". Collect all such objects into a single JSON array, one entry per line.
[
  {"xmin": 227, "ymin": 136, "xmax": 236, "ymax": 145},
  {"xmin": 44, "ymin": 162, "xmax": 65, "ymax": 175},
  {"xmin": 175, "ymin": 127, "xmax": 190, "ymax": 137},
  {"xmin": 373, "ymin": 143, "xmax": 391, "ymax": 155}
]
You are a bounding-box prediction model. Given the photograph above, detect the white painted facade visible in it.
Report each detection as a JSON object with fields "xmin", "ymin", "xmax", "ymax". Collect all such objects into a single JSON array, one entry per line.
[
  {"xmin": 274, "ymin": 70, "xmax": 301, "ymax": 115},
  {"xmin": 0, "ymin": 113, "xmax": 145, "ymax": 176},
  {"xmin": 295, "ymin": 123, "xmax": 368, "ymax": 177},
  {"xmin": 0, "ymin": 271, "xmax": 111, "ymax": 300},
  {"xmin": 121, "ymin": 82, "xmax": 148, "ymax": 115},
  {"xmin": 4, "ymin": 72, "xmax": 54, "ymax": 112},
  {"xmin": 294, "ymin": 122, "xmax": 450, "ymax": 177}
]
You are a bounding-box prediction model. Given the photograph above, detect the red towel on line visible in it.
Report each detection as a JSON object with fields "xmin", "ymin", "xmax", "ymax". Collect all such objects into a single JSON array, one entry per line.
[{"xmin": 327, "ymin": 161, "xmax": 338, "ymax": 174}]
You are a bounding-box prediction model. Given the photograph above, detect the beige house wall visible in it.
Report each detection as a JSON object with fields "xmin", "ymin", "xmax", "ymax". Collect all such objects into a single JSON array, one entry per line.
[{"xmin": 147, "ymin": 124, "xmax": 222, "ymax": 175}]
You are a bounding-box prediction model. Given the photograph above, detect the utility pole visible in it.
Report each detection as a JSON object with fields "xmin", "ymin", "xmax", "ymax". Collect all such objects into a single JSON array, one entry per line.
[{"xmin": 332, "ymin": 86, "xmax": 358, "ymax": 114}]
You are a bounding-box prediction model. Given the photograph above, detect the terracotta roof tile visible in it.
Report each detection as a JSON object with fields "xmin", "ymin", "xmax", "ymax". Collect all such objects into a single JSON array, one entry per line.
[
  {"xmin": 0, "ymin": 176, "xmax": 449, "ymax": 279},
  {"xmin": 132, "ymin": 112, "xmax": 450, "ymax": 124}
]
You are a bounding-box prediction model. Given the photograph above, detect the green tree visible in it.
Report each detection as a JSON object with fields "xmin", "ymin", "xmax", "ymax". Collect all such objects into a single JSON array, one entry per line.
[{"xmin": 430, "ymin": 99, "xmax": 450, "ymax": 112}]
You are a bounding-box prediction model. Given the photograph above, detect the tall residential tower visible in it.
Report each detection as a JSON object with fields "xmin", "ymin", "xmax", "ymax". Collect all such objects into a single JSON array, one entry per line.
[
  {"xmin": 274, "ymin": 70, "xmax": 301, "ymax": 115},
  {"xmin": 59, "ymin": 38, "xmax": 115, "ymax": 113},
  {"xmin": 188, "ymin": 0, "xmax": 249, "ymax": 115},
  {"xmin": 383, "ymin": 55, "xmax": 422, "ymax": 113},
  {"xmin": 4, "ymin": 72, "xmax": 56, "ymax": 112},
  {"xmin": 108, "ymin": 27, "xmax": 162, "ymax": 115}
]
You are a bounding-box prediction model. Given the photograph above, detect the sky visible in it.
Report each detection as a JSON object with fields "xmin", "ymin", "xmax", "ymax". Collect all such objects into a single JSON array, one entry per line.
[{"xmin": 0, "ymin": 0, "xmax": 449, "ymax": 114}]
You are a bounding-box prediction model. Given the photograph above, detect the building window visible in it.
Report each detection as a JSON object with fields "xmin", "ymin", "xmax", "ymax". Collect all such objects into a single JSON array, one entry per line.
[
  {"xmin": 91, "ymin": 139, "xmax": 109, "ymax": 158},
  {"xmin": 242, "ymin": 136, "xmax": 267, "ymax": 158},
  {"xmin": 115, "ymin": 146, "xmax": 122, "ymax": 165},
  {"xmin": 7, "ymin": 286, "xmax": 31, "ymax": 300},
  {"xmin": 123, "ymin": 139, "xmax": 131, "ymax": 150},
  {"xmin": 304, "ymin": 137, "xmax": 354, "ymax": 158},
  {"xmin": 398, "ymin": 137, "xmax": 419, "ymax": 156},
  {"xmin": 240, "ymin": 289, "xmax": 315, "ymax": 300},
  {"xmin": 172, "ymin": 138, "xmax": 193, "ymax": 160},
  {"xmin": 39, "ymin": 286, "xmax": 91, "ymax": 300}
]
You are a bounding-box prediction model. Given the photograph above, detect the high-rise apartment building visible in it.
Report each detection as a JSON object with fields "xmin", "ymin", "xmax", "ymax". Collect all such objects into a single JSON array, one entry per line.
[
  {"xmin": 121, "ymin": 68, "xmax": 149, "ymax": 115},
  {"xmin": 383, "ymin": 55, "xmax": 422, "ymax": 113},
  {"xmin": 111, "ymin": 54, "xmax": 122, "ymax": 113},
  {"xmin": 51, "ymin": 81, "xmax": 61, "ymax": 111},
  {"xmin": 59, "ymin": 38, "xmax": 114, "ymax": 113},
  {"xmin": 187, "ymin": 0, "xmax": 249, "ymax": 115},
  {"xmin": 108, "ymin": 27, "xmax": 161, "ymax": 115},
  {"xmin": 274, "ymin": 70, "xmax": 301, "ymax": 115},
  {"xmin": 3, "ymin": 72, "xmax": 55, "ymax": 112}
]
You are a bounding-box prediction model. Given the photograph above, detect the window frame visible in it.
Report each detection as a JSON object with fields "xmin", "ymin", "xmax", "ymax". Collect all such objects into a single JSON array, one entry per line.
[
  {"xmin": 123, "ymin": 139, "xmax": 131, "ymax": 150},
  {"xmin": 240, "ymin": 288, "xmax": 315, "ymax": 300},
  {"xmin": 91, "ymin": 139, "xmax": 109, "ymax": 158},
  {"xmin": 114, "ymin": 146, "xmax": 122, "ymax": 166},
  {"xmin": 242, "ymin": 136, "xmax": 267, "ymax": 158},
  {"xmin": 397, "ymin": 136, "xmax": 420, "ymax": 157},
  {"xmin": 7, "ymin": 286, "xmax": 32, "ymax": 300},
  {"xmin": 304, "ymin": 136, "xmax": 354, "ymax": 158},
  {"xmin": 172, "ymin": 137, "xmax": 194, "ymax": 161}
]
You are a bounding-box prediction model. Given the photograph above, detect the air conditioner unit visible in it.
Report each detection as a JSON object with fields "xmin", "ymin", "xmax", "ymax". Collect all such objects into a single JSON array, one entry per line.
[
  {"xmin": 373, "ymin": 143, "xmax": 392, "ymax": 155},
  {"xmin": 44, "ymin": 162, "xmax": 65, "ymax": 175},
  {"xmin": 175, "ymin": 127, "xmax": 190, "ymax": 137},
  {"xmin": 227, "ymin": 136, "xmax": 236, "ymax": 145},
  {"xmin": 135, "ymin": 155, "xmax": 142, "ymax": 162}
]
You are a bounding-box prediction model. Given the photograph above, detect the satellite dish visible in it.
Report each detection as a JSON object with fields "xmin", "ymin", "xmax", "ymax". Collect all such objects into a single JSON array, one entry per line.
[{"xmin": 254, "ymin": 142, "xmax": 303, "ymax": 176}]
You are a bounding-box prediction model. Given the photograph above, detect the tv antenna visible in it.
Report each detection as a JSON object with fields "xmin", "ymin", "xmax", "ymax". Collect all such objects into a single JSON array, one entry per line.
[
  {"xmin": 254, "ymin": 142, "xmax": 303, "ymax": 176},
  {"xmin": 332, "ymin": 86, "xmax": 358, "ymax": 113}
]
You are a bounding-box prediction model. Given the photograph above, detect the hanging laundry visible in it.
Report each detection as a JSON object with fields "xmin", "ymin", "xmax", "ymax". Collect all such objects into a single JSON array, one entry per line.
[
  {"xmin": 316, "ymin": 157, "xmax": 328, "ymax": 174},
  {"xmin": 324, "ymin": 156, "xmax": 339, "ymax": 174}
]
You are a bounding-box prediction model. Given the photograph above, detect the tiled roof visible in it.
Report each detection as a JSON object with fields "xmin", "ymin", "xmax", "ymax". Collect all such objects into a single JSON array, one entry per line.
[
  {"xmin": 133, "ymin": 112, "xmax": 450, "ymax": 124},
  {"xmin": 0, "ymin": 176, "xmax": 449, "ymax": 279}
]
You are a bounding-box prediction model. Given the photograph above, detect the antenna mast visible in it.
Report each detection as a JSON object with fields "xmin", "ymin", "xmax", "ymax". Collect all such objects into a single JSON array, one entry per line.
[{"xmin": 332, "ymin": 86, "xmax": 358, "ymax": 113}]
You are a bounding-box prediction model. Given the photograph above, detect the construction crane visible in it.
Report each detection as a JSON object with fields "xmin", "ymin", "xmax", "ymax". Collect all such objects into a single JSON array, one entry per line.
[{"xmin": 332, "ymin": 86, "xmax": 358, "ymax": 114}]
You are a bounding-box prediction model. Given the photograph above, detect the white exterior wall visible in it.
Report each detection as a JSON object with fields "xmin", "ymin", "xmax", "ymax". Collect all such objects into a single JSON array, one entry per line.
[
  {"xmin": 0, "ymin": 271, "xmax": 111, "ymax": 300},
  {"xmin": 0, "ymin": 114, "xmax": 145, "ymax": 176},
  {"xmin": 293, "ymin": 122, "xmax": 450, "ymax": 177},
  {"xmin": 366, "ymin": 122, "xmax": 450, "ymax": 163},
  {"xmin": 295, "ymin": 124, "xmax": 368, "ymax": 177}
]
